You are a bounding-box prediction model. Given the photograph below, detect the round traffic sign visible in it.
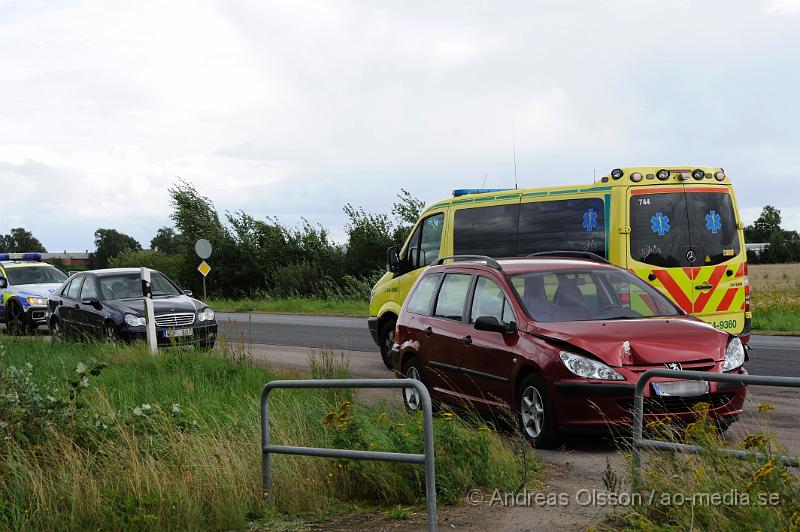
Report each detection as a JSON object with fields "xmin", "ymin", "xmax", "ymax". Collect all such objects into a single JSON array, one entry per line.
[{"xmin": 195, "ymin": 239, "xmax": 212, "ymax": 259}]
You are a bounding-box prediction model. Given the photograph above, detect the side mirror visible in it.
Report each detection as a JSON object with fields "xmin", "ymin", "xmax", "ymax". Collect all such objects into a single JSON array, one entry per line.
[
  {"xmin": 0, "ymin": 278, "xmax": 6, "ymax": 289},
  {"xmin": 474, "ymin": 315, "xmax": 515, "ymax": 334},
  {"xmin": 387, "ymin": 246, "xmax": 401, "ymax": 273},
  {"xmin": 81, "ymin": 297, "xmax": 100, "ymax": 306},
  {"xmin": 183, "ymin": 290, "xmax": 194, "ymax": 297}
]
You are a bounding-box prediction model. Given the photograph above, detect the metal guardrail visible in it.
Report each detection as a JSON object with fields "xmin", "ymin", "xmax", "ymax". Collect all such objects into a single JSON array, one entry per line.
[
  {"xmin": 633, "ymin": 369, "xmax": 800, "ymax": 471},
  {"xmin": 261, "ymin": 378, "xmax": 438, "ymax": 532}
]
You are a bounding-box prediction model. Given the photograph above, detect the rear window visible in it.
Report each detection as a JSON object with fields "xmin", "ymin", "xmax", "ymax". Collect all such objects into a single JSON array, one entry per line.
[
  {"xmin": 434, "ymin": 273, "xmax": 472, "ymax": 320},
  {"xmin": 406, "ymin": 273, "xmax": 441, "ymax": 315},
  {"xmin": 630, "ymin": 190, "xmax": 740, "ymax": 267}
]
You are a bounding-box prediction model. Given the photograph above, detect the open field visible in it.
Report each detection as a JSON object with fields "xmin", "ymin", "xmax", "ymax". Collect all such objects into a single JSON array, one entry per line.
[
  {"xmin": 749, "ymin": 264, "xmax": 800, "ymax": 333},
  {"xmin": 0, "ymin": 338, "xmax": 538, "ymax": 530},
  {"xmin": 207, "ymin": 296, "xmax": 368, "ymax": 317}
]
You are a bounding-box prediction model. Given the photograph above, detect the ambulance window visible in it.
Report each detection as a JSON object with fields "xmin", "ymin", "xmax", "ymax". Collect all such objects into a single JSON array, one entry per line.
[
  {"xmin": 686, "ymin": 192, "xmax": 740, "ymax": 266},
  {"xmin": 403, "ymin": 225, "xmax": 422, "ymax": 267},
  {"xmin": 518, "ymin": 198, "xmax": 606, "ymax": 258},
  {"xmin": 419, "ymin": 213, "xmax": 444, "ymax": 267},
  {"xmin": 454, "ymin": 204, "xmax": 520, "ymax": 257},
  {"xmin": 629, "ymin": 193, "xmax": 691, "ymax": 267}
]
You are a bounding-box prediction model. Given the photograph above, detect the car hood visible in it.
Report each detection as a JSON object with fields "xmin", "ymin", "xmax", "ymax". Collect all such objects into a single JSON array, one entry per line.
[
  {"xmin": 14, "ymin": 283, "xmax": 63, "ymax": 299},
  {"xmin": 526, "ymin": 316, "xmax": 728, "ymax": 366},
  {"xmin": 108, "ymin": 296, "xmax": 203, "ymax": 316}
]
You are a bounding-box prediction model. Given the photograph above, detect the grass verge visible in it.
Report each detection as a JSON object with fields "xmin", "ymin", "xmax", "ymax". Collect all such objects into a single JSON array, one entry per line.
[
  {"xmin": 604, "ymin": 404, "xmax": 798, "ymax": 530},
  {"xmin": 0, "ymin": 338, "xmax": 538, "ymax": 530},
  {"xmin": 207, "ymin": 296, "xmax": 368, "ymax": 317}
]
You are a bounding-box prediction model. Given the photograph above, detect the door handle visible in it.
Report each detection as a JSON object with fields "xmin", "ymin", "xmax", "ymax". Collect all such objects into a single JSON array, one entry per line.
[
  {"xmin": 461, "ymin": 335, "xmax": 473, "ymax": 345},
  {"xmin": 695, "ymin": 283, "xmax": 713, "ymax": 291},
  {"xmin": 423, "ymin": 326, "xmax": 433, "ymax": 337}
]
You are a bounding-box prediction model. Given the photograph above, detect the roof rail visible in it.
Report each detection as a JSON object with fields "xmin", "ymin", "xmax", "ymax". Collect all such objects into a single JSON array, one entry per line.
[
  {"xmin": 526, "ymin": 251, "xmax": 611, "ymax": 264},
  {"xmin": 433, "ymin": 255, "xmax": 503, "ymax": 270}
]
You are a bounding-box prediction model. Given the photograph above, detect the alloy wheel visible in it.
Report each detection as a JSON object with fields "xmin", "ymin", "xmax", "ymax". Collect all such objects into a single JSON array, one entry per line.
[
  {"xmin": 520, "ymin": 385, "xmax": 545, "ymax": 438},
  {"xmin": 403, "ymin": 366, "xmax": 421, "ymax": 412}
]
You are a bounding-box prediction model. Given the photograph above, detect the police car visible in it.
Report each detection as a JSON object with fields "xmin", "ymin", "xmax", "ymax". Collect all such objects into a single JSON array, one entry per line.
[{"xmin": 0, "ymin": 253, "xmax": 69, "ymax": 335}]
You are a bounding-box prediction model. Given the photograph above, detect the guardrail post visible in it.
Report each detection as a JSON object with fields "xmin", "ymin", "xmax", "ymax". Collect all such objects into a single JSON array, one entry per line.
[{"xmin": 260, "ymin": 379, "xmax": 437, "ymax": 532}]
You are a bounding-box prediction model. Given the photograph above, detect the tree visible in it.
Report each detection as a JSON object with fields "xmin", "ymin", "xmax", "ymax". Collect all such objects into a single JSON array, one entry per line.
[
  {"xmin": 745, "ymin": 205, "xmax": 782, "ymax": 242},
  {"xmin": 150, "ymin": 226, "xmax": 185, "ymax": 255},
  {"xmin": 93, "ymin": 229, "xmax": 141, "ymax": 269},
  {"xmin": 0, "ymin": 227, "xmax": 47, "ymax": 252},
  {"xmin": 391, "ymin": 189, "xmax": 426, "ymax": 245}
]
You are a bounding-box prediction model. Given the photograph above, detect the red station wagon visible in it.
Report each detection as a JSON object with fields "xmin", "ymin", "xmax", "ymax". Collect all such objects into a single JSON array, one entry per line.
[{"xmin": 390, "ymin": 254, "xmax": 748, "ymax": 448}]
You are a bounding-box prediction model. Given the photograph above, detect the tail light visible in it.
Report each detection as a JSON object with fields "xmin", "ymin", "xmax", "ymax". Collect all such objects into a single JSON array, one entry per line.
[{"xmin": 742, "ymin": 263, "xmax": 751, "ymax": 345}]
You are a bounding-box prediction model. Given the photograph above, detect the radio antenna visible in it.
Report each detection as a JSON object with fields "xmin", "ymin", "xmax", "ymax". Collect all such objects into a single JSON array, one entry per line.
[
  {"xmin": 481, "ymin": 172, "xmax": 488, "ymax": 188},
  {"xmin": 593, "ymin": 169, "xmax": 596, "ymax": 184},
  {"xmin": 512, "ymin": 120, "xmax": 518, "ymax": 189}
]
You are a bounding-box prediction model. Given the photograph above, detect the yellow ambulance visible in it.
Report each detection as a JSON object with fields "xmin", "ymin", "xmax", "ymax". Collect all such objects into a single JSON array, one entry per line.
[{"xmin": 367, "ymin": 166, "xmax": 750, "ymax": 368}]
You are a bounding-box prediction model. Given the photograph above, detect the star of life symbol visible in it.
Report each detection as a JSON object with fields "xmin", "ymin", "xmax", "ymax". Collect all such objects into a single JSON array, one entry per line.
[
  {"xmin": 582, "ymin": 208, "xmax": 598, "ymax": 232},
  {"xmin": 705, "ymin": 210, "xmax": 722, "ymax": 234},
  {"xmin": 650, "ymin": 212, "xmax": 670, "ymax": 236}
]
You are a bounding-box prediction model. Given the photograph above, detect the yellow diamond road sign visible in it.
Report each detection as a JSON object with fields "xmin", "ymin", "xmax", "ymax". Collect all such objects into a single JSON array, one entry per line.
[{"xmin": 198, "ymin": 261, "xmax": 211, "ymax": 277}]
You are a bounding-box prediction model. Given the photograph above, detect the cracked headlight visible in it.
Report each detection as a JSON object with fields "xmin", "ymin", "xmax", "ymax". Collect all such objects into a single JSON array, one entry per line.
[{"xmin": 723, "ymin": 337, "xmax": 745, "ymax": 372}]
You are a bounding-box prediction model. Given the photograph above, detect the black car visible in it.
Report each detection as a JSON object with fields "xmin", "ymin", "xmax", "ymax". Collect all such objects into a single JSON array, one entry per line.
[{"xmin": 48, "ymin": 268, "xmax": 218, "ymax": 349}]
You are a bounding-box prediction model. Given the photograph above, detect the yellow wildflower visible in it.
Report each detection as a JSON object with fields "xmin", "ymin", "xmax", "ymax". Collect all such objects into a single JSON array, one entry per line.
[{"xmin": 758, "ymin": 402, "xmax": 775, "ymax": 414}]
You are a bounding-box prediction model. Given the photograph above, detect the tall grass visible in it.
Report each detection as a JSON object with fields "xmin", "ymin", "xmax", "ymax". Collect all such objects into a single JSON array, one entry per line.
[
  {"xmin": 0, "ymin": 338, "xmax": 539, "ymax": 530},
  {"xmin": 605, "ymin": 403, "xmax": 799, "ymax": 530}
]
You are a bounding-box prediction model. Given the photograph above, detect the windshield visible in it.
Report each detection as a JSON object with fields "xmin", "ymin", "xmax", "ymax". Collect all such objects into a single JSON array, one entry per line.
[
  {"xmin": 630, "ymin": 190, "xmax": 740, "ymax": 267},
  {"xmin": 98, "ymin": 272, "xmax": 181, "ymax": 300},
  {"xmin": 4, "ymin": 265, "xmax": 68, "ymax": 285},
  {"xmin": 511, "ymin": 268, "xmax": 681, "ymax": 322}
]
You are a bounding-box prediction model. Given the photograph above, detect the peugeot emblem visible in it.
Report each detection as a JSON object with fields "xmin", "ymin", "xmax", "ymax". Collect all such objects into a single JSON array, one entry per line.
[
  {"xmin": 686, "ymin": 250, "xmax": 696, "ymax": 263},
  {"xmin": 665, "ymin": 362, "xmax": 682, "ymax": 371}
]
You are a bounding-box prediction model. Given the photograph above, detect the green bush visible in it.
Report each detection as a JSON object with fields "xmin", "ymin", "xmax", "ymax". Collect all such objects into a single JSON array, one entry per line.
[{"xmin": 109, "ymin": 250, "xmax": 189, "ymax": 287}]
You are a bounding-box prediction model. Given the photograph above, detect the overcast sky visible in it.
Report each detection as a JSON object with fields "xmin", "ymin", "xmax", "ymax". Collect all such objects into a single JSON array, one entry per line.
[{"xmin": 2, "ymin": 0, "xmax": 800, "ymax": 251}]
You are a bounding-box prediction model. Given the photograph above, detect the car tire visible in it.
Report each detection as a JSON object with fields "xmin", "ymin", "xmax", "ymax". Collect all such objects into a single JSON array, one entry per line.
[
  {"xmin": 517, "ymin": 373, "xmax": 559, "ymax": 449},
  {"xmin": 103, "ymin": 321, "xmax": 118, "ymax": 342},
  {"xmin": 401, "ymin": 357, "xmax": 428, "ymax": 413},
  {"xmin": 6, "ymin": 301, "xmax": 29, "ymax": 336},
  {"xmin": 379, "ymin": 319, "xmax": 397, "ymax": 370},
  {"xmin": 49, "ymin": 318, "xmax": 64, "ymax": 341}
]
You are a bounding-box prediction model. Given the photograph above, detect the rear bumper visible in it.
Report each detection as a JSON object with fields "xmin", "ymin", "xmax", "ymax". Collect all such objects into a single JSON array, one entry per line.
[{"xmin": 367, "ymin": 317, "xmax": 380, "ymax": 346}]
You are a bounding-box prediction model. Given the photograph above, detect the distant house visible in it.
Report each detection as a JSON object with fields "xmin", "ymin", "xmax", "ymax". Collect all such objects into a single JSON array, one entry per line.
[{"xmin": 41, "ymin": 252, "xmax": 91, "ymax": 266}]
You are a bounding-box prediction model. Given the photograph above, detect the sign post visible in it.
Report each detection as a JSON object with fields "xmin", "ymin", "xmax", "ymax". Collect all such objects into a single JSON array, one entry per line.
[
  {"xmin": 195, "ymin": 239, "xmax": 213, "ymax": 300},
  {"xmin": 140, "ymin": 267, "xmax": 157, "ymax": 353}
]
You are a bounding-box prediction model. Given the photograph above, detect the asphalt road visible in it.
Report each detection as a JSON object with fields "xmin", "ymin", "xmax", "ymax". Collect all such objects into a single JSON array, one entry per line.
[{"xmin": 217, "ymin": 312, "xmax": 800, "ymax": 378}]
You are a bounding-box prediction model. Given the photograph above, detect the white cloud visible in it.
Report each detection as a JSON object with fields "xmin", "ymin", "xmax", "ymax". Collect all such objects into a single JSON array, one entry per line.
[
  {"xmin": 1, "ymin": 0, "xmax": 799, "ymax": 251},
  {"xmin": 764, "ymin": 0, "xmax": 800, "ymax": 15}
]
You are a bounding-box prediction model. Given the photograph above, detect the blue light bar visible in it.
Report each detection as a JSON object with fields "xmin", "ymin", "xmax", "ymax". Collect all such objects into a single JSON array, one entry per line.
[
  {"xmin": 0, "ymin": 252, "xmax": 43, "ymax": 261},
  {"xmin": 452, "ymin": 188, "xmax": 514, "ymax": 197}
]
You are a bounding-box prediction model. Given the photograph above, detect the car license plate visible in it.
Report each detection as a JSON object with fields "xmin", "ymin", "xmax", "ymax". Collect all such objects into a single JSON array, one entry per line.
[
  {"xmin": 652, "ymin": 380, "xmax": 708, "ymax": 397},
  {"xmin": 163, "ymin": 328, "xmax": 193, "ymax": 338}
]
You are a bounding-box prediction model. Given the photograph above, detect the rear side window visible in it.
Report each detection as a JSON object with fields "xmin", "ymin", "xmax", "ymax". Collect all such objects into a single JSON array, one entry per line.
[
  {"xmin": 686, "ymin": 192, "xmax": 740, "ymax": 266},
  {"xmin": 518, "ymin": 198, "xmax": 606, "ymax": 258},
  {"xmin": 453, "ymin": 204, "xmax": 520, "ymax": 257},
  {"xmin": 434, "ymin": 273, "xmax": 472, "ymax": 320},
  {"xmin": 406, "ymin": 273, "xmax": 441, "ymax": 315},
  {"xmin": 66, "ymin": 277, "xmax": 84, "ymax": 299}
]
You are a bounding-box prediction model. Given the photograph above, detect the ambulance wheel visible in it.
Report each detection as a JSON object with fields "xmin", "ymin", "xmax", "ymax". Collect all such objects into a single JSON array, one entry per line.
[{"xmin": 379, "ymin": 319, "xmax": 396, "ymax": 370}]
